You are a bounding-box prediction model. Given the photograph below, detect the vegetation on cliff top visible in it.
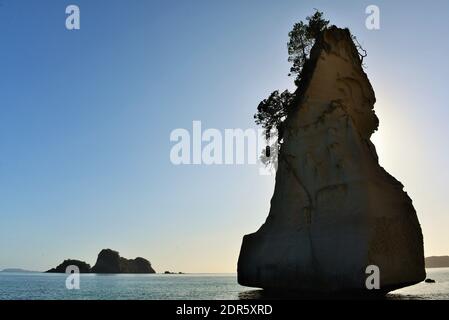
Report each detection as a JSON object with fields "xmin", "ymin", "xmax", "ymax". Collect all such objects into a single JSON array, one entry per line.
[{"xmin": 255, "ymin": 10, "xmax": 366, "ymax": 166}]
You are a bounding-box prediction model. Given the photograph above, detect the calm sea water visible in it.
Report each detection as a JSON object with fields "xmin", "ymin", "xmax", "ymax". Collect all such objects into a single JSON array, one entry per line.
[{"xmin": 0, "ymin": 268, "xmax": 448, "ymax": 300}]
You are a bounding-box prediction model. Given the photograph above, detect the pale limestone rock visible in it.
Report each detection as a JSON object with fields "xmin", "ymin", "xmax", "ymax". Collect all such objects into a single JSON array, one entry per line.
[{"xmin": 238, "ymin": 27, "xmax": 425, "ymax": 294}]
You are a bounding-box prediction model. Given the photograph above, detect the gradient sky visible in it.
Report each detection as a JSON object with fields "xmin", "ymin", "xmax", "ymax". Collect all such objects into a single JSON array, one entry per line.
[{"xmin": 0, "ymin": 0, "xmax": 448, "ymax": 273}]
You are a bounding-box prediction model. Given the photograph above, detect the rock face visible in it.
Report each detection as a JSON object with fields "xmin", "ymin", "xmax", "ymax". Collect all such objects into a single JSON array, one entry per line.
[
  {"xmin": 238, "ymin": 27, "xmax": 425, "ymax": 294},
  {"xmin": 46, "ymin": 259, "xmax": 91, "ymax": 273},
  {"xmin": 91, "ymin": 249, "xmax": 156, "ymax": 274}
]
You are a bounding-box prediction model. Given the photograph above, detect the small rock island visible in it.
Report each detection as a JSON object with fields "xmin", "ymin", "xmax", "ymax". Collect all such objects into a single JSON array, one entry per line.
[
  {"xmin": 91, "ymin": 249, "xmax": 156, "ymax": 274},
  {"xmin": 46, "ymin": 249, "xmax": 156, "ymax": 274},
  {"xmin": 47, "ymin": 260, "xmax": 91, "ymax": 273}
]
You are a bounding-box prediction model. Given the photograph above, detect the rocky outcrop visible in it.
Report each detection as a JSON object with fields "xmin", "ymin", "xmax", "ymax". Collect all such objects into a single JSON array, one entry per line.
[
  {"xmin": 91, "ymin": 249, "xmax": 156, "ymax": 274},
  {"xmin": 46, "ymin": 259, "xmax": 91, "ymax": 273},
  {"xmin": 46, "ymin": 249, "xmax": 156, "ymax": 274},
  {"xmin": 164, "ymin": 271, "xmax": 185, "ymax": 274},
  {"xmin": 238, "ymin": 27, "xmax": 425, "ymax": 294}
]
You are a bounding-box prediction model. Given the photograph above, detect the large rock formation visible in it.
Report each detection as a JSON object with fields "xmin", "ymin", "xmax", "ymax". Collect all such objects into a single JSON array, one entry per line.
[
  {"xmin": 91, "ymin": 249, "xmax": 156, "ymax": 274},
  {"xmin": 238, "ymin": 27, "xmax": 425, "ymax": 294}
]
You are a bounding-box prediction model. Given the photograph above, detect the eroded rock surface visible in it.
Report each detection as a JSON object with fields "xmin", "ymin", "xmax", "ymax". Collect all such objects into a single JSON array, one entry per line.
[{"xmin": 238, "ymin": 27, "xmax": 425, "ymax": 294}]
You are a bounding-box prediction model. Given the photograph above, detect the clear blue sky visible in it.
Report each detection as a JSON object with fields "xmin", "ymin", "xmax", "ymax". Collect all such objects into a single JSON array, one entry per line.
[{"xmin": 0, "ymin": 0, "xmax": 448, "ymax": 272}]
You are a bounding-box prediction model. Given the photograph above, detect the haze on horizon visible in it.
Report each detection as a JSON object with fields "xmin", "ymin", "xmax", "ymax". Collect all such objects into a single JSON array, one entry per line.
[{"xmin": 0, "ymin": 0, "xmax": 448, "ymax": 273}]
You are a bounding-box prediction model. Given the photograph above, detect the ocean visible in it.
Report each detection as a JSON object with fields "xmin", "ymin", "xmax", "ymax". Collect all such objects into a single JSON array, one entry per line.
[{"xmin": 0, "ymin": 268, "xmax": 448, "ymax": 300}]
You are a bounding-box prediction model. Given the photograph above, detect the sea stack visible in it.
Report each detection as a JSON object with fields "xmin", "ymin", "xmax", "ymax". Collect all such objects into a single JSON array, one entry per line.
[{"xmin": 238, "ymin": 27, "xmax": 425, "ymax": 294}]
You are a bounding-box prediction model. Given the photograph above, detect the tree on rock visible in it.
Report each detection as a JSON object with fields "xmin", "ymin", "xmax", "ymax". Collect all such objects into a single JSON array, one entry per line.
[
  {"xmin": 288, "ymin": 10, "xmax": 329, "ymax": 85},
  {"xmin": 254, "ymin": 10, "xmax": 330, "ymax": 160}
]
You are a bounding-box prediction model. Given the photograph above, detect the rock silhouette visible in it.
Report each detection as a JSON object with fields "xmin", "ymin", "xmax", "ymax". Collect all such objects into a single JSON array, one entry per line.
[
  {"xmin": 238, "ymin": 27, "xmax": 425, "ymax": 294},
  {"xmin": 46, "ymin": 259, "xmax": 91, "ymax": 273},
  {"xmin": 91, "ymin": 249, "xmax": 156, "ymax": 274},
  {"xmin": 47, "ymin": 249, "xmax": 156, "ymax": 274}
]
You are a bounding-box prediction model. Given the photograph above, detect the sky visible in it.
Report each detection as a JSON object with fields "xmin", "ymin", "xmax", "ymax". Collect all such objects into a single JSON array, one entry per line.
[{"xmin": 0, "ymin": 0, "xmax": 448, "ymax": 273}]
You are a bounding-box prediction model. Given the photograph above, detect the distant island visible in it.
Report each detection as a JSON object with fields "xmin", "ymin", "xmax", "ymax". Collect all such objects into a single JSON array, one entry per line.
[
  {"xmin": 0, "ymin": 268, "xmax": 38, "ymax": 273},
  {"xmin": 425, "ymin": 256, "xmax": 449, "ymax": 268},
  {"xmin": 47, "ymin": 249, "xmax": 156, "ymax": 274}
]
